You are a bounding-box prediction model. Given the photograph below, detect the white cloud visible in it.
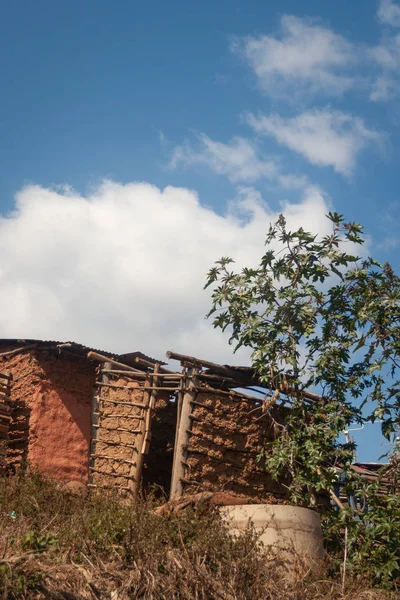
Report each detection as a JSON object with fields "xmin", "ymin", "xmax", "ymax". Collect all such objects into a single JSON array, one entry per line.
[
  {"xmin": 378, "ymin": 0, "xmax": 400, "ymax": 27},
  {"xmin": 246, "ymin": 109, "xmax": 382, "ymax": 176},
  {"xmin": 369, "ymin": 33, "xmax": 400, "ymax": 100},
  {"xmin": 370, "ymin": 74, "xmax": 398, "ymax": 101},
  {"xmin": 0, "ymin": 180, "xmax": 332, "ymax": 364},
  {"xmin": 170, "ymin": 135, "xmax": 278, "ymax": 183},
  {"xmin": 233, "ymin": 15, "xmax": 357, "ymax": 98},
  {"xmin": 232, "ymin": 11, "xmax": 400, "ymax": 103},
  {"xmin": 170, "ymin": 134, "xmax": 308, "ymax": 189}
]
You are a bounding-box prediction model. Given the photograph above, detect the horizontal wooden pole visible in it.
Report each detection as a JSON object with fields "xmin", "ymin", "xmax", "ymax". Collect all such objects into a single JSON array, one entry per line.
[
  {"xmin": 89, "ymin": 468, "xmax": 135, "ymax": 480},
  {"xmin": 102, "ymin": 369, "xmax": 182, "ymax": 380},
  {"xmin": 96, "ymin": 381, "xmax": 179, "ymax": 392},
  {"xmin": 180, "ymin": 477, "xmax": 207, "ymax": 488},
  {"xmin": 98, "ymin": 398, "xmax": 148, "ymax": 409},
  {"xmin": 197, "ymin": 372, "xmax": 236, "ymax": 383},
  {"xmin": 87, "ymin": 351, "xmax": 143, "ymax": 373},
  {"xmin": 87, "ymin": 483, "xmax": 132, "ymax": 492},
  {"xmin": 0, "ymin": 344, "xmax": 37, "ymax": 358},
  {"xmin": 92, "ymin": 425, "xmax": 142, "ymax": 434},
  {"xmin": 166, "ymin": 350, "xmax": 237, "ymax": 377},
  {"xmin": 6, "ymin": 437, "xmax": 26, "ymax": 445},
  {"xmin": 133, "ymin": 356, "xmax": 174, "ymax": 374},
  {"xmin": 190, "ymin": 400, "xmax": 213, "ymax": 410},
  {"xmin": 193, "ymin": 386, "xmax": 262, "ymax": 403},
  {"xmin": 91, "ymin": 439, "xmax": 138, "ymax": 450},
  {"xmin": 90, "ymin": 455, "xmax": 138, "ymax": 466},
  {"xmin": 93, "ymin": 412, "xmax": 144, "ymax": 420}
]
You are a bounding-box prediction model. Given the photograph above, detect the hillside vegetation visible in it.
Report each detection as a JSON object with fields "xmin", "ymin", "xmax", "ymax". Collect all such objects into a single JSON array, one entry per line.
[{"xmin": 0, "ymin": 472, "xmax": 397, "ymax": 600}]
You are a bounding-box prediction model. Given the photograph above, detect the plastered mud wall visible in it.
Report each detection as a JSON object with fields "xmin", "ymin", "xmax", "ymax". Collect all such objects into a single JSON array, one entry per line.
[
  {"xmin": 184, "ymin": 392, "xmax": 287, "ymax": 502},
  {"xmin": 0, "ymin": 349, "xmax": 95, "ymax": 484}
]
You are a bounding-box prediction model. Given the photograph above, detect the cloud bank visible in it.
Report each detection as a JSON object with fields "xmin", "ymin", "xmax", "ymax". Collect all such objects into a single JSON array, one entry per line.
[{"xmin": 0, "ymin": 181, "xmax": 332, "ymax": 363}]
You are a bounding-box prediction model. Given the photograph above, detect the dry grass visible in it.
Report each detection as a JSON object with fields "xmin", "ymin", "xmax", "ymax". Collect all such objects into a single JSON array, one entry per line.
[{"xmin": 0, "ymin": 472, "xmax": 397, "ymax": 599}]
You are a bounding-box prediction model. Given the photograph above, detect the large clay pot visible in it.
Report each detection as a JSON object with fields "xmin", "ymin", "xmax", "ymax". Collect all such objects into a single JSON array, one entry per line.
[{"xmin": 220, "ymin": 504, "xmax": 324, "ymax": 572}]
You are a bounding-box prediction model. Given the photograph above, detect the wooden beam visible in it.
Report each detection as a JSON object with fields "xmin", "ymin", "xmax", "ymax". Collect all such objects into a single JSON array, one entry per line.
[
  {"xmin": 87, "ymin": 351, "xmax": 143, "ymax": 373},
  {"xmin": 170, "ymin": 368, "xmax": 198, "ymax": 500},
  {"xmin": 95, "ymin": 382, "xmax": 179, "ymax": 392},
  {"xmin": 134, "ymin": 355, "xmax": 176, "ymax": 375},
  {"xmin": 166, "ymin": 350, "xmax": 321, "ymax": 404},
  {"xmin": 166, "ymin": 351, "xmax": 238, "ymax": 378},
  {"xmin": 0, "ymin": 344, "xmax": 37, "ymax": 358},
  {"xmin": 171, "ymin": 377, "xmax": 184, "ymax": 494},
  {"xmin": 102, "ymin": 369, "xmax": 182, "ymax": 380}
]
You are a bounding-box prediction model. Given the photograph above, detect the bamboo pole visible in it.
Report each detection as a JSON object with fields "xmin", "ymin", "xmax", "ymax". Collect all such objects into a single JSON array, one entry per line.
[{"xmin": 170, "ymin": 368, "xmax": 198, "ymax": 500}]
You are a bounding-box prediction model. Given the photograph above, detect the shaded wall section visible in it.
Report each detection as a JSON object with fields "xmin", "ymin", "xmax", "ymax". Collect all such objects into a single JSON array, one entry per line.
[
  {"xmin": 183, "ymin": 392, "xmax": 288, "ymax": 503},
  {"xmin": 0, "ymin": 348, "xmax": 96, "ymax": 484},
  {"xmin": 143, "ymin": 395, "xmax": 177, "ymax": 495}
]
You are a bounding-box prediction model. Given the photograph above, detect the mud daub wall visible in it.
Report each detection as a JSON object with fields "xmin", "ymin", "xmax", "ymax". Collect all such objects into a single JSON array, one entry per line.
[
  {"xmin": 91, "ymin": 377, "xmax": 145, "ymax": 490},
  {"xmin": 184, "ymin": 392, "xmax": 287, "ymax": 502},
  {"xmin": 0, "ymin": 348, "xmax": 95, "ymax": 484},
  {"xmin": 92, "ymin": 374, "xmax": 174, "ymax": 493}
]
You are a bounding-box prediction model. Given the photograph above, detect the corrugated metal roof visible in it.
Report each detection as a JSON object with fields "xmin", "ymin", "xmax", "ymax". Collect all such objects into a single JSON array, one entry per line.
[{"xmin": 0, "ymin": 339, "xmax": 163, "ymax": 366}]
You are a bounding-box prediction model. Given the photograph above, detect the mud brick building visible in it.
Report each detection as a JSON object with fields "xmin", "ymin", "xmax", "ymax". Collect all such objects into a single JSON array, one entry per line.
[{"xmin": 0, "ymin": 340, "xmax": 294, "ymax": 503}]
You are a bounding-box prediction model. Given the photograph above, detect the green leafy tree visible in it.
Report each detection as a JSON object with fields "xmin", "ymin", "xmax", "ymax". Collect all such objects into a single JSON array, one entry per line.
[{"xmin": 205, "ymin": 213, "xmax": 400, "ymax": 505}]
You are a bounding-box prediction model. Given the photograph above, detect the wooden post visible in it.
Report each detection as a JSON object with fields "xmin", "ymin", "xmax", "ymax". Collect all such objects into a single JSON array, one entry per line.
[
  {"xmin": 89, "ymin": 362, "xmax": 111, "ymax": 487},
  {"xmin": 170, "ymin": 376, "xmax": 184, "ymax": 495},
  {"xmin": 130, "ymin": 364, "xmax": 159, "ymax": 499},
  {"xmin": 170, "ymin": 368, "xmax": 197, "ymax": 500}
]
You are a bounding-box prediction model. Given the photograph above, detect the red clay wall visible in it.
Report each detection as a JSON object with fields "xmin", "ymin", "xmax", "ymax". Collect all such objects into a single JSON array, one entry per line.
[{"xmin": 0, "ymin": 349, "xmax": 96, "ymax": 485}]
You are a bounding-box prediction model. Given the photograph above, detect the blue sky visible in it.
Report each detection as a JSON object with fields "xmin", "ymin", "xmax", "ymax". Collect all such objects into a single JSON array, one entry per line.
[{"xmin": 0, "ymin": 0, "xmax": 399, "ymax": 460}]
